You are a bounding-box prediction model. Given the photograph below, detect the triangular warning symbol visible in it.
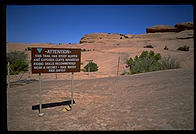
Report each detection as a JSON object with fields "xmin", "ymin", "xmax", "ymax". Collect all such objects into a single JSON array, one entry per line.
[{"xmin": 37, "ymin": 48, "xmax": 42, "ymax": 53}]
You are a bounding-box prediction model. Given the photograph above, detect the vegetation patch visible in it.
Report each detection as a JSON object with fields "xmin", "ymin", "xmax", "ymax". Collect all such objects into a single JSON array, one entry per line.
[
  {"xmin": 124, "ymin": 51, "xmax": 180, "ymax": 75},
  {"xmin": 7, "ymin": 51, "xmax": 29, "ymax": 75},
  {"xmin": 81, "ymin": 48, "xmax": 87, "ymax": 52},
  {"xmin": 144, "ymin": 45, "xmax": 154, "ymax": 48},
  {"xmin": 164, "ymin": 46, "xmax": 169, "ymax": 50},
  {"xmin": 83, "ymin": 61, "xmax": 98, "ymax": 72},
  {"xmin": 177, "ymin": 45, "xmax": 189, "ymax": 51}
]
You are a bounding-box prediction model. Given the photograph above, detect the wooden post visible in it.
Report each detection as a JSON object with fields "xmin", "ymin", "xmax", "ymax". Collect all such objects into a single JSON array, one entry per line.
[
  {"xmin": 55, "ymin": 73, "xmax": 57, "ymax": 79},
  {"xmin": 88, "ymin": 66, "xmax": 90, "ymax": 75},
  {"xmin": 117, "ymin": 57, "xmax": 120, "ymax": 76}
]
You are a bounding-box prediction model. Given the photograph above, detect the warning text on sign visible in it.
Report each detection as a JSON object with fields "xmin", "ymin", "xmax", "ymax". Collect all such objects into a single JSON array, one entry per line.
[{"xmin": 31, "ymin": 48, "xmax": 81, "ymax": 74}]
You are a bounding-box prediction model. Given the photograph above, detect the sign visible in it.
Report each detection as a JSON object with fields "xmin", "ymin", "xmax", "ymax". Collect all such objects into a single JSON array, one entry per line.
[{"xmin": 31, "ymin": 48, "xmax": 81, "ymax": 74}]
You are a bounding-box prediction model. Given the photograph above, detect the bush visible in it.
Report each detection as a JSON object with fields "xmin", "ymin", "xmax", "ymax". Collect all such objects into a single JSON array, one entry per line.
[
  {"xmin": 9, "ymin": 59, "xmax": 29, "ymax": 75},
  {"xmin": 7, "ymin": 51, "xmax": 29, "ymax": 75},
  {"xmin": 7, "ymin": 51, "xmax": 28, "ymax": 63},
  {"xmin": 81, "ymin": 48, "xmax": 86, "ymax": 52},
  {"xmin": 81, "ymin": 68, "xmax": 86, "ymax": 72},
  {"xmin": 125, "ymin": 51, "xmax": 180, "ymax": 75},
  {"xmin": 83, "ymin": 61, "xmax": 98, "ymax": 72},
  {"xmin": 144, "ymin": 45, "xmax": 154, "ymax": 48},
  {"xmin": 160, "ymin": 57, "xmax": 180, "ymax": 70},
  {"xmin": 121, "ymin": 70, "xmax": 130, "ymax": 75},
  {"xmin": 164, "ymin": 46, "xmax": 168, "ymax": 50},
  {"xmin": 177, "ymin": 45, "xmax": 189, "ymax": 51}
]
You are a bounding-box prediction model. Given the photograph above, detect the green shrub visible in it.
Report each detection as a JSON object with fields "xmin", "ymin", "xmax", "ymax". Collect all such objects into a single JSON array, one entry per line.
[
  {"xmin": 7, "ymin": 51, "xmax": 29, "ymax": 75},
  {"xmin": 121, "ymin": 70, "xmax": 130, "ymax": 75},
  {"xmin": 81, "ymin": 68, "xmax": 86, "ymax": 72},
  {"xmin": 125, "ymin": 51, "xmax": 180, "ymax": 75},
  {"xmin": 7, "ymin": 51, "xmax": 28, "ymax": 63},
  {"xmin": 9, "ymin": 59, "xmax": 28, "ymax": 75},
  {"xmin": 81, "ymin": 48, "xmax": 86, "ymax": 52},
  {"xmin": 84, "ymin": 61, "xmax": 98, "ymax": 72},
  {"xmin": 160, "ymin": 57, "xmax": 180, "ymax": 70},
  {"xmin": 144, "ymin": 45, "xmax": 154, "ymax": 48},
  {"xmin": 177, "ymin": 45, "xmax": 189, "ymax": 51},
  {"xmin": 164, "ymin": 46, "xmax": 168, "ymax": 50}
]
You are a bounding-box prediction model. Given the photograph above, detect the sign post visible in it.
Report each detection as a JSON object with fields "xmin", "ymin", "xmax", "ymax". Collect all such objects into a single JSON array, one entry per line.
[
  {"xmin": 88, "ymin": 66, "xmax": 90, "ymax": 75},
  {"xmin": 71, "ymin": 72, "xmax": 74, "ymax": 110},
  {"xmin": 31, "ymin": 48, "xmax": 81, "ymax": 115},
  {"xmin": 39, "ymin": 73, "xmax": 44, "ymax": 117}
]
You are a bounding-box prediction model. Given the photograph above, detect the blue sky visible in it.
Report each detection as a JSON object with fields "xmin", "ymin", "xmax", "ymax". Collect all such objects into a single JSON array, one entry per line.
[{"xmin": 6, "ymin": 5, "xmax": 193, "ymax": 44}]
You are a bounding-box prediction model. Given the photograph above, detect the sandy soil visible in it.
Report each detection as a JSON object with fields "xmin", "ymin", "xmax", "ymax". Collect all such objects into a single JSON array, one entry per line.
[{"xmin": 6, "ymin": 30, "xmax": 194, "ymax": 130}]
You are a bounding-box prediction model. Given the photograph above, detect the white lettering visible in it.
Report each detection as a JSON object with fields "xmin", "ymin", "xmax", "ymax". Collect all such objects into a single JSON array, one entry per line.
[
  {"xmin": 49, "ymin": 69, "xmax": 55, "ymax": 72},
  {"xmin": 34, "ymin": 66, "xmax": 42, "ymax": 69},
  {"xmin": 34, "ymin": 58, "xmax": 40, "ymax": 61},
  {"xmin": 65, "ymin": 58, "xmax": 79, "ymax": 61},
  {"xmin": 46, "ymin": 66, "xmax": 56, "ymax": 69},
  {"xmin": 46, "ymin": 49, "xmax": 71, "ymax": 54},
  {"xmin": 58, "ymin": 55, "xmax": 67, "ymax": 58},
  {"xmin": 33, "ymin": 62, "xmax": 44, "ymax": 65},
  {"xmin": 45, "ymin": 62, "xmax": 54, "ymax": 65},
  {"xmin": 43, "ymin": 54, "xmax": 50, "ymax": 58},
  {"xmin": 68, "ymin": 66, "xmax": 76, "ymax": 69},
  {"xmin": 41, "ymin": 58, "xmax": 54, "ymax": 61},
  {"xmin": 35, "ymin": 54, "xmax": 42, "ymax": 57},
  {"xmin": 55, "ymin": 58, "xmax": 64, "ymax": 61},
  {"xmin": 55, "ymin": 69, "xmax": 66, "ymax": 72},
  {"xmin": 68, "ymin": 55, "xmax": 77, "ymax": 58}
]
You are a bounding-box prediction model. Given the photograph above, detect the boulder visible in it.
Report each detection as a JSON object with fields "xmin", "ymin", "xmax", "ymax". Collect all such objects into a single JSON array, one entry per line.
[
  {"xmin": 174, "ymin": 22, "xmax": 194, "ymax": 32},
  {"xmin": 146, "ymin": 25, "xmax": 178, "ymax": 33}
]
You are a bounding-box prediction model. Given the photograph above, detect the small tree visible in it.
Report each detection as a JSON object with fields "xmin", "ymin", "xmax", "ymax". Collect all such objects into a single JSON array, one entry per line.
[
  {"xmin": 7, "ymin": 51, "xmax": 29, "ymax": 75},
  {"xmin": 7, "ymin": 51, "xmax": 28, "ymax": 63},
  {"xmin": 9, "ymin": 59, "xmax": 28, "ymax": 75},
  {"xmin": 84, "ymin": 61, "xmax": 98, "ymax": 72}
]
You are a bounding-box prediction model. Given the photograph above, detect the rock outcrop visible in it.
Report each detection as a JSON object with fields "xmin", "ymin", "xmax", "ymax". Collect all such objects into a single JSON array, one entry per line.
[
  {"xmin": 176, "ymin": 30, "xmax": 194, "ymax": 39},
  {"xmin": 79, "ymin": 33, "xmax": 128, "ymax": 44},
  {"xmin": 146, "ymin": 22, "xmax": 194, "ymax": 33},
  {"xmin": 146, "ymin": 25, "xmax": 178, "ymax": 33},
  {"xmin": 174, "ymin": 22, "xmax": 194, "ymax": 31},
  {"xmin": 79, "ymin": 22, "xmax": 194, "ymax": 43}
]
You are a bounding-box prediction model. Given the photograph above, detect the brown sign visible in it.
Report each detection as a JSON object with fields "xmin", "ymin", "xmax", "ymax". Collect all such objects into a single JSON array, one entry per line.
[{"xmin": 31, "ymin": 48, "xmax": 81, "ymax": 74}]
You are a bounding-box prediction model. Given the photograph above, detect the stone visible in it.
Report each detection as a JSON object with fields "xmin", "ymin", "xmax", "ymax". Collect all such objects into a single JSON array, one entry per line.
[
  {"xmin": 174, "ymin": 22, "xmax": 194, "ymax": 32},
  {"xmin": 146, "ymin": 25, "xmax": 178, "ymax": 33}
]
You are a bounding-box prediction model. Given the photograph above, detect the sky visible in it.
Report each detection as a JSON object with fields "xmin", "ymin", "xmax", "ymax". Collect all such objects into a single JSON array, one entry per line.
[{"xmin": 6, "ymin": 5, "xmax": 193, "ymax": 44}]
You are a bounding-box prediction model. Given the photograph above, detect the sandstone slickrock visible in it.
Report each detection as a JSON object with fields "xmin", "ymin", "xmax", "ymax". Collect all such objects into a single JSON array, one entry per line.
[
  {"xmin": 146, "ymin": 22, "xmax": 194, "ymax": 33},
  {"xmin": 174, "ymin": 22, "xmax": 194, "ymax": 32},
  {"xmin": 79, "ymin": 33, "xmax": 128, "ymax": 44},
  {"xmin": 176, "ymin": 30, "xmax": 194, "ymax": 39},
  {"xmin": 146, "ymin": 25, "xmax": 178, "ymax": 33}
]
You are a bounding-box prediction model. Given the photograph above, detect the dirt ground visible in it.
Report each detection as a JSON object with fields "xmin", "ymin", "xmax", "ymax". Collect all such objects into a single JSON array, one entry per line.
[
  {"xmin": 7, "ymin": 67, "xmax": 194, "ymax": 130},
  {"xmin": 6, "ymin": 30, "xmax": 194, "ymax": 130}
]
